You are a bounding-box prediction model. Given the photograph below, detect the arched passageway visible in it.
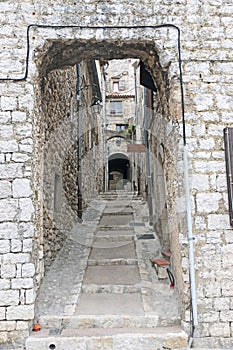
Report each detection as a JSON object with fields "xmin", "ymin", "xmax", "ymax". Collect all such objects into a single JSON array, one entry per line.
[
  {"xmin": 33, "ymin": 32, "xmax": 186, "ymax": 333},
  {"xmin": 108, "ymin": 153, "xmax": 130, "ymax": 190}
]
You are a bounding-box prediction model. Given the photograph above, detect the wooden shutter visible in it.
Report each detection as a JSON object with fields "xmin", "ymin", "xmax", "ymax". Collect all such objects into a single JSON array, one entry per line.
[{"xmin": 224, "ymin": 127, "xmax": 233, "ymax": 226}]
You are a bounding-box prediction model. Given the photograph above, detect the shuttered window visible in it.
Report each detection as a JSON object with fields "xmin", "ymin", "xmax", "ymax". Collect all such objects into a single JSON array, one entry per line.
[
  {"xmin": 119, "ymin": 79, "xmax": 126, "ymax": 91},
  {"xmin": 110, "ymin": 101, "xmax": 122, "ymax": 115},
  {"xmin": 224, "ymin": 127, "xmax": 233, "ymax": 226}
]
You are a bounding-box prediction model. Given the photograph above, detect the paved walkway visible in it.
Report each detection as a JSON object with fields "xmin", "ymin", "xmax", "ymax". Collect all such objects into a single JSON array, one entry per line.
[{"xmin": 35, "ymin": 191, "xmax": 180, "ymax": 327}]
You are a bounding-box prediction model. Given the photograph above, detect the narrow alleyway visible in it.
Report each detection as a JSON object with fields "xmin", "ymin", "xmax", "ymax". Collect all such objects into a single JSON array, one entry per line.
[{"xmin": 26, "ymin": 191, "xmax": 187, "ymax": 350}]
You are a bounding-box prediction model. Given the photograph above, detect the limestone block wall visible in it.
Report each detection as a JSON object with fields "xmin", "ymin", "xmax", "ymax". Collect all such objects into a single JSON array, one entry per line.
[
  {"xmin": 0, "ymin": 80, "xmax": 35, "ymax": 345},
  {"xmin": 0, "ymin": 0, "xmax": 233, "ymax": 347},
  {"xmin": 182, "ymin": 61, "xmax": 233, "ymax": 345}
]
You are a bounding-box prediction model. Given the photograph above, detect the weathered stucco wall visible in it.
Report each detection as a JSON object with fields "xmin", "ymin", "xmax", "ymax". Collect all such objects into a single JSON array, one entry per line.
[{"xmin": 0, "ymin": 1, "xmax": 233, "ymax": 348}]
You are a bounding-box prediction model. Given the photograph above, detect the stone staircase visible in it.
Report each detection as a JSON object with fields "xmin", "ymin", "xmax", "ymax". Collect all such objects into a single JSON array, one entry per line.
[
  {"xmin": 25, "ymin": 191, "xmax": 188, "ymax": 350},
  {"xmin": 26, "ymin": 325, "xmax": 187, "ymax": 350}
]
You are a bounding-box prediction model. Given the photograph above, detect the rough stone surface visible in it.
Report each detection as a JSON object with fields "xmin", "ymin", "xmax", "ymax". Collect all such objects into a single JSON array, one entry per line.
[{"xmin": 0, "ymin": 1, "xmax": 233, "ymax": 348}]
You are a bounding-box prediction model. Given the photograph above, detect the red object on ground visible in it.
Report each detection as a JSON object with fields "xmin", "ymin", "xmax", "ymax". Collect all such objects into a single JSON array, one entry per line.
[
  {"xmin": 32, "ymin": 323, "xmax": 41, "ymax": 332},
  {"xmin": 150, "ymin": 258, "xmax": 170, "ymax": 266}
]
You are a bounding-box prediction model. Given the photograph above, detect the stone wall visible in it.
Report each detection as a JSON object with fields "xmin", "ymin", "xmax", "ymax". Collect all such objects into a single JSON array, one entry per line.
[
  {"xmin": 36, "ymin": 61, "xmax": 103, "ymax": 269},
  {"xmin": 0, "ymin": 82, "xmax": 35, "ymax": 345},
  {"xmin": 183, "ymin": 60, "xmax": 233, "ymax": 346},
  {"xmin": 0, "ymin": 1, "xmax": 233, "ymax": 348},
  {"xmin": 39, "ymin": 66, "xmax": 78, "ymax": 269},
  {"xmin": 78, "ymin": 61, "xmax": 103, "ymax": 205}
]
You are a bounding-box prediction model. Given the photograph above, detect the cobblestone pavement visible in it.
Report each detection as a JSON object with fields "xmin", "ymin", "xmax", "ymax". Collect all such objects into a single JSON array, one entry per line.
[{"xmin": 35, "ymin": 191, "xmax": 180, "ymax": 327}]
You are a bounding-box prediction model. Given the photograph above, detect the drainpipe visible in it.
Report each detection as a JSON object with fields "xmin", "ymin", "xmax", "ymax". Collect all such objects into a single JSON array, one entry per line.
[
  {"xmin": 132, "ymin": 60, "xmax": 140, "ymax": 142},
  {"xmin": 101, "ymin": 65, "xmax": 107, "ymax": 192},
  {"xmin": 184, "ymin": 144, "xmax": 198, "ymax": 340},
  {"xmin": 144, "ymin": 87, "xmax": 153, "ymax": 225},
  {"xmin": 77, "ymin": 64, "xmax": 82, "ymax": 220},
  {"xmin": 132, "ymin": 60, "xmax": 140, "ymax": 194},
  {"xmin": 178, "ymin": 37, "xmax": 198, "ymax": 342}
]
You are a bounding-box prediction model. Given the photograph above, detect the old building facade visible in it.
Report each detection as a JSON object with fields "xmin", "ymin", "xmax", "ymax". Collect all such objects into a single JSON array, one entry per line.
[{"xmin": 0, "ymin": 1, "xmax": 233, "ymax": 348}]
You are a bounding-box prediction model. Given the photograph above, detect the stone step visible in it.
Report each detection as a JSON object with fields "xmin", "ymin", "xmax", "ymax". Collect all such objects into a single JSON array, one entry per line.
[
  {"xmin": 92, "ymin": 235, "xmax": 134, "ymax": 243},
  {"xmin": 89, "ymin": 240, "xmax": 137, "ymax": 260},
  {"xmin": 36, "ymin": 308, "xmax": 181, "ymax": 330},
  {"xmin": 37, "ymin": 314, "xmax": 161, "ymax": 329},
  {"xmin": 95, "ymin": 233, "xmax": 135, "ymax": 240},
  {"xmin": 99, "ymin": 194, "xmax": 136, "ymax": 198},
  {"xmin": 81, "ymin": 284, "xmax": 141, "ymax": 293},
  {"xmin": 26, "ymin": 326, "xmax": 188, "ymax": 350},
  {"xmin": 76, "ymin": 292, "xmax": 144, "ymax": 316},
  {"xmin": 99, "ymin": 191, "xmax": 140, "ymax": 196},
  {"xmin": 97, "ymin": 227, "xmax": 135, "ymax": 232},
  {"xmin": 100, "ymin": 196, "xmax": 143, "ymax": 202},
  {"xmin": 102, "ymin": 210, "xmax": 134, "ymax": 215},
  {"xmin": 88, "ymin": 258, "xmax": 138, "ymax": 266},
  {"xmin": 97, "ymin": 227, "xmax": 134, "ymax": 231}
]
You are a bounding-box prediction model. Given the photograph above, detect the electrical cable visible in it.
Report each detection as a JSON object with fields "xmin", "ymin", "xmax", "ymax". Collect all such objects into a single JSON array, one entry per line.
[
  {"xmin": 166, "ymin": 267, "xmax": 175, "ymax": 289},
  {"xmin": 0, "ymin": 24, "xmax": 185, "ymax": 140}
]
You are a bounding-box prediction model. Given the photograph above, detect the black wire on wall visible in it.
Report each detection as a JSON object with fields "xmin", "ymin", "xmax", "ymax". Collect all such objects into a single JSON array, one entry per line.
[{"xmin": 0, "ymin": 24, "xmax": 186, "ymax": 144}]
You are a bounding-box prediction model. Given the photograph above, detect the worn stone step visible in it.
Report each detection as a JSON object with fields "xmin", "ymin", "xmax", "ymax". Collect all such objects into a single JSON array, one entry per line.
[
  {"xmin": 81, "ymin": 284, "xmax": 141, "ymax": 293},
  {"xmin": 82, "ymin": 265, "xmax": 140, "ymax": 286},
  {"xmin": 99, "ymin": 191, "xmax": 141, "ymax": 197},
  {"xmin": 90, "ymin": 238, "xmax": 136, "ymax": 251},
  {"xmin": 95, "ymin": 236, "xmax": 135, "ymax": 242},
  {"xmin": 37, "ymin": 313, "xmax": 181, "ymax": 331},
  {"xmin": 99, "ymin": 195, "xmax": 138, "ymax": 200},
  {"xmin": 89, "ymin": 242, "xmax": 137, "ymax": 261},
  {"xmin": 92, "ymin": 235, "xmax": 134, "ymax": 243},
  {"xmin": 104, "ymin": 203, "xmax": 133, "ymax": 208},
  {"xmin": 95, "ymin": 228, "xmax": 134, "ymax": 237},
  {"xmin": 87, "ymin": 258, "xmax": 138, "ymax": 266},
  {"xmin": 100, "ymin": 197, "xmax": 143, "ymax": 203},
  {"xmin": 38, "ymin": 314, "xmax": 160, "ymax": 329},
  {"xmin": 102, "ymin": 210, "xmax": 134, "ymax": 215},
  {"xmin": 99, "ymin": 214, "xmax": 133, "ymax": 226},
  {"xmin": 76, "ymin": 293, "xmax": 144, "ymax": 316},
  {"xmin": 26, "ymin": 326, "xmax": 188, "ymax": 350}
]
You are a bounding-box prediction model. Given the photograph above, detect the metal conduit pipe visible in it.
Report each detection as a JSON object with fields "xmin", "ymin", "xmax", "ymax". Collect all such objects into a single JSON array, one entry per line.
[
  {"xmin": 178, "ymin": 31, "xmax": 198, "ymax": 345},
  {"xmin": 77, "ymin": 64, "xmax": 82, "ymax": 220},
  {"xmin": 184, "ymin": 145, "xmax": 198, "ymax": 347},
  {"xmin": 144, "ymin": 87, "xmax": 153, "ymax": 225}
]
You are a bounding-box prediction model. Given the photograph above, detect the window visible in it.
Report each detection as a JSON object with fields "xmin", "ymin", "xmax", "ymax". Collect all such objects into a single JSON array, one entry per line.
[
  {"xmin": 113, "ymin": 81, "xmax": 119, "ymax": 93},
  {"xmin": 116, "ymin": 124, "xmax": 127, "ymax": 131},
  {"xmin": 116, "ymin": 124, "xmax": 127, "ymax": 144},
  {"xmin": 110, "ymin": 101, "xmax": 122, "ymax": 115},
  {"xmin": 119, "ymin": 79, "xmax": 126, "ymax": 91}
]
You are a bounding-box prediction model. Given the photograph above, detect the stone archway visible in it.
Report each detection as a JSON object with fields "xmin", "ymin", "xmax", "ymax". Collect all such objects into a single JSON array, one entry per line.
[
  {"xmin": 32, "ymin": 28, "xmax": 186, "ymax": 323},
  {"xmin": 108, "ymin": 152, "xmax": 130, "ymax": 190}
]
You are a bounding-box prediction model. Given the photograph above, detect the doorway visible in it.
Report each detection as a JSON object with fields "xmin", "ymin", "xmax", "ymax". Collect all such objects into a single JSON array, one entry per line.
[{"xmin": 108, "ymin": 153, "xmax": 130, "ymax": 190}]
